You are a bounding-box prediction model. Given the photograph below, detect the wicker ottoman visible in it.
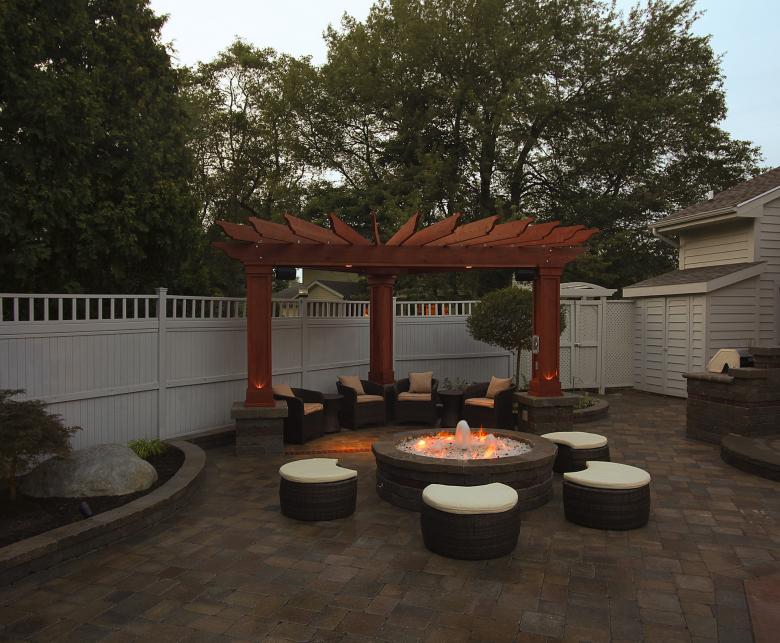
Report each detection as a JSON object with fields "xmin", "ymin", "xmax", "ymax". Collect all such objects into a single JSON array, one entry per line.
[
  {"xmin": 563, "ymin": 461, "xmax": 650, "ymax": 530},
  {"xmin": 541, "ymin": 431, "xmax": 610, "ymax": 473},
  {"xmin": 279, "ymin": 458, "xmax": 357, "ymax": 521},
  {"xmin": 420, "ymin": 483, "xmax": 521, "ymax": 560}
]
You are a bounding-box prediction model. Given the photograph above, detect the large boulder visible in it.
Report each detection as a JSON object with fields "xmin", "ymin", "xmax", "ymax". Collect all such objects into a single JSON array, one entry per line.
[{"xmin": 20, "ymin": 444, "xmax": 158, "ymax": 498}]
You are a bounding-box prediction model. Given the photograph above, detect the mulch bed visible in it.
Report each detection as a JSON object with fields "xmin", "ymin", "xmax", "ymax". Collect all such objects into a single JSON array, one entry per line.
[{"xmin": 0, "ymin": 446, "xmax": 184, "ymax": 548}]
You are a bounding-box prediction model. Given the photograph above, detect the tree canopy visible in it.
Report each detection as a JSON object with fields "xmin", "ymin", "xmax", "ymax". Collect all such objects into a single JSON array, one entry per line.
[
  {"xmin": 0, "ymin": 0, "xmax": 206, "ymax": 293},
  {"xmin": 1, "ymin": 0, "xmax": 763, "ymax": 296}
]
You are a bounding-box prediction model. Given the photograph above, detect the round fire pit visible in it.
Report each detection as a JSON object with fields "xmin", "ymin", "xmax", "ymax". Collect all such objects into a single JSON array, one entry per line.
[{"xmin": 372, "ymin": 429, "xmax": 556, "ymax": 512}]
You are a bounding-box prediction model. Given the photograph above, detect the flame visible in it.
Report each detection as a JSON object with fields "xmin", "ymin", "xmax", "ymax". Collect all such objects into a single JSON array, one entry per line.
[{"xmin": 415, "ymin": 439, "xmax": 426, "ymax": 451}]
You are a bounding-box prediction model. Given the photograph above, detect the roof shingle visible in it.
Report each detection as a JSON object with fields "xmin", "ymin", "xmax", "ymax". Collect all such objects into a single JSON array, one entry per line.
[
  {"xmin": 657, "ymin": 166, "xmax": 780, "ymax": 224},
  {"xmin": 625, "ymin": 262, "xmax": 763, "ymax": 289}
]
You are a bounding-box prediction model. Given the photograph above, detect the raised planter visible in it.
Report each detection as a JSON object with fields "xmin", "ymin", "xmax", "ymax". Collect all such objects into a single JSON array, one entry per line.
[
  {"xmin": 573, "ymin": 398, "xmax": 609, "ymax": 423},
  {"xmin": 373, "ymin": 429, "xmax": 556, "ymax": 512},
  {"xmin": 0, "ymin": 440, "xmax": 205, "ymax": 586}
]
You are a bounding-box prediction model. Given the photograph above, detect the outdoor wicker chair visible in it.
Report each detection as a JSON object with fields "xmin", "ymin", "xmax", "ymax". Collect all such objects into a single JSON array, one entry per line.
[
  {"xmin": 542, "ymin": 431, "xmax": 610, "ymax": 473},
  {"xmin": 462, "ymin": 377, "xmax": 516, "ymax": 429},
  {"xmin": 394, "ymin": 373, "xmax": 439, "ymax": 425},
  {"xmin": 336, "ymin": 376, "xmax": 388, "ymax": 429},
  {"xmin": 272, "ymin": 384, "xmax": 325, "ymax": 444}
]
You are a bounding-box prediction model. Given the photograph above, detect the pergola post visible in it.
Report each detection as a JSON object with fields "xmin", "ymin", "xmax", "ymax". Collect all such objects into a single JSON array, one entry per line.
[
  {"xmin": 367, "ymin": 274, "xmax": 396, "ymax": 385},
  {"xmin": 244, "ymin": 264, "xmax": 274, "ymax": 406},
  {"xmin": 529, "ymin": 266, "xmax": 563, "ymax": 397}
]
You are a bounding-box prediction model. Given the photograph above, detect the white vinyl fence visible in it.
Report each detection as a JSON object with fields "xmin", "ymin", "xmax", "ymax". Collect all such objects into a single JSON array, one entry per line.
[{"xmin": 0, "ymin": 290, "xmax": 634, "ymax": 448}]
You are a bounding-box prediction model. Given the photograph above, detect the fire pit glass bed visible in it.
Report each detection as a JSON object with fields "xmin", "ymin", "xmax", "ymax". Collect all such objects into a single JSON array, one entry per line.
[{"xmin": 372, "ymin": 421, "xmax": 557, "ymax": 511}]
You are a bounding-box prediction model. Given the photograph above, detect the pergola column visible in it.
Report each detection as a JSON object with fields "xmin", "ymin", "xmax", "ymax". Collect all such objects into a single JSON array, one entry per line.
[
  {"xmin": 367, "ymin": 274, "xmax": 396, "ymax": 385},
  {"xmin": 244, "ymin": 264, "xmax": 274, "ymax": 406},
  {"xmin": 529, "ymin": 266, "xmax": 563, "ymax": 397}
]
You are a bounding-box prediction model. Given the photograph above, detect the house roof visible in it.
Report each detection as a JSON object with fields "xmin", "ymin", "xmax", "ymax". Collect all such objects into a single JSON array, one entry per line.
[
  {"xmin": 272, "ymin": 279, "xmax": 365, "ymax": 300},
  {"xmin": 655, "ymin": 166, "xmax": 780, "ymax": 226},
  {"xmin": 312, "ymin": 280, "xmax": 364, "ymax": 300},
  {"xmin": 623, "ymin": 262, "xmax": 764, "ymax": 298}
]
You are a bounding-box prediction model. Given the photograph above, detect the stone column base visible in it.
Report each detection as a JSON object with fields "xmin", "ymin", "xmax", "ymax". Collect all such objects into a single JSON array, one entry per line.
[
  {"xmin": 231, "ymin": 401, "xmax": 288, "ymax": 456},
  {"xmin": 515, "ymin": 392, "xmax": 578, "ymax": 435}
]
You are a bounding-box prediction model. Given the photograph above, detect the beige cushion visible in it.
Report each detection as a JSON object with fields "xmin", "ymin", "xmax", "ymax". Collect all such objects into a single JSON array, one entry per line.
[
  {"xmin": 486, "ymin": 376, "xmax": 512, "ymax": 399},
  {"xmin": 303, "ymin": 402, "xmax": 324, "ymax": 416},
  {"xmin": 272, "ymin": 383, "xmax": 295, "ymax": 398},
  {"xmin": 338, "ymin": 375, "xmax": 365, "ymax": 395},
  {"xmin": 357, "ymin": 394, "xmax": 384, "ymax": 404},
  {"xmin": 398, "ymin": 392, "xmax": 432, "ymax": 401},
  {"xmin": 464, "ymin": 397, "xmax": 494, "ymax": 408},
  {"xmin": 422, "ymin": 483, "xmax": 518, "ymax": 515},
  {"xmin": 279, "ymin": 458, "xmax": 357, "ymax": 484},
  {"xmin": 409, "ymin": 371, "xmax": 433, "ymax": 394},
  {"xmin": 541, "ymin": 431, "xmax": 607, "ymax": 449},
  {"xmin": 564, "ymin": 461, "xmax": 650, "ymax": 490}
]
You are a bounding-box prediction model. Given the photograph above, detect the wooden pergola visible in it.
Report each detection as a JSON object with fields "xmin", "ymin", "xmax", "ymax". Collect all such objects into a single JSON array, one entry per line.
[{"xmin": 214, "ymin": 212, "xmax": 598, "ymax": 407}]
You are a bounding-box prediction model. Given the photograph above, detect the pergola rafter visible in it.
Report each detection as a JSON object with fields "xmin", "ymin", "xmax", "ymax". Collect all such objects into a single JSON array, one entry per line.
[{"xmin": 214, "ymin": 213, "xmax": 598, "ymax": 406}]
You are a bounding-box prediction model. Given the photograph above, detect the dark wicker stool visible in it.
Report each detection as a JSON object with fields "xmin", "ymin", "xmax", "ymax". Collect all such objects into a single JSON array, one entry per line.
[
  {"xmin": 562, "ymin": 461, "xmax": 650, "ymax": 530},
  {"xmin": 279, "ymin": 458, "xmax": 357, "ymax": 521},
  {"xmin": 541, "ymin": 431, "xmax": 610, "ymax": 473},
  {"xmin": 420, "ymin": 483, "xmax": 520, "ymax": 560}
]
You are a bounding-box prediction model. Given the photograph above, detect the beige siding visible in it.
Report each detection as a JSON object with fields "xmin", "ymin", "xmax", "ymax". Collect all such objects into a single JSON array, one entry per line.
[
  {"xmin": 706, "ymin": 276, "xmax": 760, "ymax": 356},
  {"xmin": 305, "ymin": 284, "xmax": 343, "ymax": 301},
  {"xmin": 691, "ymin": 295, "xmax": 707, "ymax": 372},
  {"xmin": 757, "ymin": 197, "xmax": 780, "ymax": 344},
  {"xmin": 679, "ymin": 220, "xmax": 755, "ymax": 269}
]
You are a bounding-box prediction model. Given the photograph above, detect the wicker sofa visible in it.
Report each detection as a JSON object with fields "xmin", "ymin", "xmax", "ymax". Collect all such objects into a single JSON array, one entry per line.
[
  {"xmin": 394, "ymin": 376, "xmax": 439, "ymax": 425},
  {"xmin": 336, "ymin": 378, "xmax": 388, "ymax": 429},
  {"xmin": 462, "ymin": 380, "xmax": 516, "ymax": 429},
  {"xmin": 272, "ymin": 386, "xmax": 325, "ymax": 444}
]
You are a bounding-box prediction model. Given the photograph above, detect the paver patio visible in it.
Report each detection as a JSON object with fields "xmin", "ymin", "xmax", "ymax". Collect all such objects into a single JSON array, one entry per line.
[{"xmin": 0, "ymin": 390, "xmax": 777, "ymax": 642}]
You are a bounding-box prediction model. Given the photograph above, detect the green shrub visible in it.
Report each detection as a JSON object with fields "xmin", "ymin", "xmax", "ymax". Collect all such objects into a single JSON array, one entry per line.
[
  {"xmin": 128, "ymin": 438, "xmax": 168, "ymax": 460},
  {"xmin": 0, "ymin": 389, "xmax": 81, "ymax": 501}
]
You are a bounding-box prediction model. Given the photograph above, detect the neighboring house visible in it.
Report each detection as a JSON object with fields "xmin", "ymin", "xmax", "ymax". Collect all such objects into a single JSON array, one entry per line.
[
  {"xmin": 624, "ymin": 166, "xmax": 780, "ymax": 396},
  {"xmin": 274, "ymin": 269, "xmax": 363, "ymax": 301}
]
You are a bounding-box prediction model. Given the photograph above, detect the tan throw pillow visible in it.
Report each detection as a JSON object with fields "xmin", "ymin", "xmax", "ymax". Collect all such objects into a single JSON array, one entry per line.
[
  {"xmin": 272, "ymin": 383, "xmax": 295, "ymax": 398},
  {"xmin": 338, "ymin": 375, "xmax": 365, "ymax": 395},
  {"xmin": 486, "ymin": 376, "xmax": 512, "ymax": 399},
  {"xmin": 409, "ymin": 371, "xmax": 433, "ymax": 394}
]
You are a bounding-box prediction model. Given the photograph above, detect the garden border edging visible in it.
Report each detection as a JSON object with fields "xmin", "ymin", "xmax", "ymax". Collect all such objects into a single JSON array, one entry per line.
[
  {"xmin": 0, "ymin": 439, "xmax": 205, "ymax": 586},
  {"xmin": 573, "ymin": 398, "xmax": 609, "ymax": 423}
]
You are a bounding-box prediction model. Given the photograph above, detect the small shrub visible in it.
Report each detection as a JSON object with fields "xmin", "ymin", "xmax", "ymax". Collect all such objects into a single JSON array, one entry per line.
[
  {"xmin": 576, "ymin": 393, "xmax": 596, "ymax": 409},
  {"xmin": 128, "ymin": 438, "xmax": 168, "ymax": 460},
  {"xmin": 0, "ymin": 389, "xmax": 81, "ymax": 501}
]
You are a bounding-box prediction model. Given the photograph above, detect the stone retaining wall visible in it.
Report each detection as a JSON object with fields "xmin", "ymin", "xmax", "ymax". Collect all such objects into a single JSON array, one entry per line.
[
  {"xmin": 684, "ymin": 348, "xmax": 780, "ymax": 444},
  {"xmin": 0, "ymin": 440, "xmax": 206, "ymax": 586}
]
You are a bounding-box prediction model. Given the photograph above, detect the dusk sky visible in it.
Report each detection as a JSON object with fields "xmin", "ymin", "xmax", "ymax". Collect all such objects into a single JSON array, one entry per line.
[{"xmin": 150, "ymin": 0, "xmax": 780, "ymax": 167}]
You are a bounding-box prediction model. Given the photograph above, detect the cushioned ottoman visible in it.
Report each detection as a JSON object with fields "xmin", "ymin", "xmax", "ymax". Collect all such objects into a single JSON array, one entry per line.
[
  {"xmin": 541, "ymin": 431, "xmax": 610, "ymax": 473},
  {"xmin": 279, "ymin": 458, "xmax": 357, "ymax": 521},
  {"xmin": 563, "ymin": 461, "xmax": 650, "ymax": 530},
  {"xmin": 420, "ymin": 483, "xmax": 520, "ymax": 559}
]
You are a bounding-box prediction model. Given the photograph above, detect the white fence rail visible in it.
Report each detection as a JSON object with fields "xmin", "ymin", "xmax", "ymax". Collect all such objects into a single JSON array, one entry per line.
[{"xmin": 0, "ymin": 290, "xmax": 634, "ymax": 448}]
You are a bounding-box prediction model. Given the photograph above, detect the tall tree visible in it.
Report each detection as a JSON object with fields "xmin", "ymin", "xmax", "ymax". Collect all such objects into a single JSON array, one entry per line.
[
  {"xmin": 310, "ymin": 0, "xmax": 761, "ymax": 292},
  {"xmin": 0, "ymin": 0, "xmax": 205, "ymax": 293}
]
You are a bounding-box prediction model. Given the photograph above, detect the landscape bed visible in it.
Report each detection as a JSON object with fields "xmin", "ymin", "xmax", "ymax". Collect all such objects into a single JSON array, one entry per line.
[{"xmin": 0, "ymin": 446, "xmax": 184, "ymax": 547}]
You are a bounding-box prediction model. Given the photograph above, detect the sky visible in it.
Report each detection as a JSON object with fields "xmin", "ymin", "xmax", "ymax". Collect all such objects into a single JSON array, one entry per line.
[{"xmin": 150, "ymin": 0, "xmax": 780, "ymax": 167}]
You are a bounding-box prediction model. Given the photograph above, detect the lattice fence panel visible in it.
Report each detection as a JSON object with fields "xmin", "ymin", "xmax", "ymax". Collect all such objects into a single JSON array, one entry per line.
[{"xmin": 604, "ymin": 301, "xmax": 635, "ymax": 386}]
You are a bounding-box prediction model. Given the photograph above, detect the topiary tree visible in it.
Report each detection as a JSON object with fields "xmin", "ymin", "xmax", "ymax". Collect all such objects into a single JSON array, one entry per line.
[
  {"xmin": 466, "ymin": 287, "xmax": 566, "ymax": 386},
  {"xmin": 0, "ymin": 390, "xmax": 80, "ymax": 501}
]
